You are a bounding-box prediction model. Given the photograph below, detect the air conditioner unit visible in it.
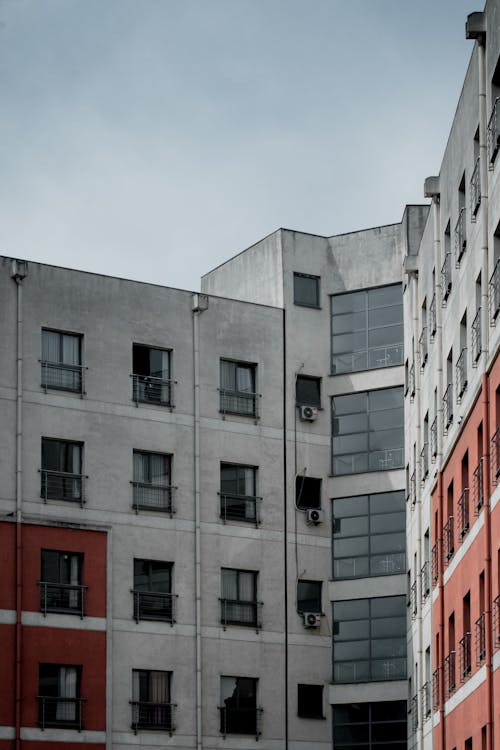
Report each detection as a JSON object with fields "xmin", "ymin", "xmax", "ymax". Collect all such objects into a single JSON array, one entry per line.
[
  {"xmin": 306, "ymin": 508, "xmax": 324, "ymax": 525},
  {"xmin": 299, "ymin": 405, "xmax": 318, "ymax": 422},
  {"xmin": 303, "ymin": 612, "xmax": 321, "ymax": 629}
]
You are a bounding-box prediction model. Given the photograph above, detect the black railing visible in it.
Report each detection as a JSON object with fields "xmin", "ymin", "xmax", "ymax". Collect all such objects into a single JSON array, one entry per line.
[
  {"xmin": 408, "ymin": 470, "xmax": 416, "ymax": 505},
  {"xmin": 491, "ymin": 426, "xmax": 500, "ymax": 484},
  {"xmin": 422, "ymin": 681, "xmax": 431, "ymax": 718},
  {"xmin": 132, "ymin": 590, "xmax": 175, "ymax": 624},
  {"xmin": 132, "ymin": 374, "xmax": 174, "ymax": 407},
  {"xmin": 430, "ymin": 417, "xmax": 438, "ymax": 460},
  {"xmin": 220, "ymin": 599, "xmax": 261, "ymax": 630},
  {"xmin": 470, "ymin": 156, "xmax": 481, "ymax": 217},
  {"xmin": 475, "ymin": 613, "xmax": 486, "ymax": 664},
  {"xmin": 220, "ymin": 493, "xmax": 260, "ymax": 525},
  {"xmin": 487, "ymin": 96, "xmax": 500, "ymax": 166},
  {"xmin": 421, "ymin": 443, "xmax": 429, "ymax": 482},
  {"xmin": 444, "ymin": 651, "xmax": 456, "ymax": 697},
  {"xmin": 39, "ymin": 581, "xmax": 86, "ymax": 618},
  {"xmin": 432, "ymin": 668, "xmax": 440, "ymax": 710},
  {"xmin": 130, "ymin": 701, "xmax": 176, "ymax": 733},
  {"xmin": 457, "ymin": 489, "xmax": 470, "ymax": 540},
  {"xmin": 459, "ymin": 632, "xmax": 471, "ymax": 680},
  {"xmin": 132, "ymin": 482, "xmax": 175, "ymax": 515},
  {"xmin": 456, "ymin": 347, "xmax": 467, "ymax": 400},
  {"xmin": 494, "ymin": 595, "xmax": 500, "ymax": 651},
  {"xmin": 41, "ymin": 361, "xmax": 84, "ymax": 394},
  {"xmin": 41, "ymin": 470, "xmax": 84, "ymax": 506},
  {"xmin": 443, "ymin": 516, "xmax": 454, "ymax": 563},
  {"xmin": 442, "ymin": 253, "xmax": 452, "ymax": 303},
  {"xmin": 421, "ymin": 561, "xmax": 430, "ymax": 601},
  {"xmin": 489, "ymin": 259, "xmax": 500, "ymax": 324},
  {"xmin": 473, "ymin": 459, "xmax": 484, "ymax": 514},
  {"xmin": 454, "ymin": 208, "xmax": 467, "ymax": 264},
  {"xmin": 443, "ymin": 384, "xmax": 453, "ymax": 431},
  {"xmin": 429, "ymin": 294, "xmax": 437, "ymax": 338},
  {"xmin": 410, "ymin": 694, "xmax": 418, "ymax": 732},
  {"xmin": 420, "ymin": 327, "xmax": 428, "ymax": 368},
  {"xmin": 432, "ymin": 543, "xmax": 439, "ymax": 586},
  {"xmin": 472, "ymin": 308, "xmax": 482, "ymax": 365},
  {"xmin": 38, "ymin": 696, "xmax": 84, "ymax": 730},
  {"xmin": 220, "ymin": 389, "xmax": 259, "ymax": 418},
  {"xmin": 410, "ymin": 581, "xmax": 418, "ymax": 618},
  {"xmin": 408, "ymin": 363, "xmax": 416, "ymax": 399},
  {"xmin": 219, "ymin": 706, "xmax": 262, "ymax": 738}
]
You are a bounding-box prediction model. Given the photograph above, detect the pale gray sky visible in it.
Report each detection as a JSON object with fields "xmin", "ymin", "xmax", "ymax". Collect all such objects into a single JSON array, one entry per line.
[{"xmin": 0, "ymin": 0, "xmax": 479, "ymax": 290}]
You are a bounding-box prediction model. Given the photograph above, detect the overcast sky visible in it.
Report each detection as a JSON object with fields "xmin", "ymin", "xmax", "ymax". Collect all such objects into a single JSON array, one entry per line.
[{"xmin": 0, "ymin": 0, "xmax": 480, "ymax": 291}]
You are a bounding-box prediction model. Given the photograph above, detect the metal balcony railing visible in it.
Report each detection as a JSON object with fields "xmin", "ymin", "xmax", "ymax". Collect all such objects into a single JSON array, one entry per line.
[
  {"xmin": 410, "ymin": 694, "xmax": 418, "ymax": 732},
  {"xmin": 459, "ymin": 632, "xmax": 472, "ymax": 681},
  {"xmin": 132, "ymin": 590, "xmax": 176, "ymax": 624},
  {"xmin": 430, "ymin": 417, "xmax": 438, "ymax": 460},
  {"xmin": 130, "ymin": 701, "xmax": 176, "ymax": 733},
  {"xmin": 441, "ymin": 253, "xmax": 452, "ymax": 303},
  {"xmin": 432, "ymin": 668, "xmax": 440, "ymax": 710},
  {"xmin": 220, "ymin": 599, "xmax": 262, "ymax": 630},
  {"xmin": 41, "ymin": 361, "xmax": 84, "ymax": 394},
  {"xmin": 132, "ymin": 482, "xmax": 175, "ymax": 515},
  {"xmin": 429, "ymin": 294, "xmax": 437, "ymax": 338},
  {"xmin": 410, "ymin": 581, "xmax": 418, "ymax": 618},
  {"xmin": 132, "ymin": 374, "xmax": 174, "ymax": 407},
  {"xmin": 219, "ymin": 706, "xmax": 263, "ymax": 738},
  {"xmin": 419, "ymin": 327, "xmax": 428, "ymax": 369},
  {"xmin": 443, "ymin": 384, "xmax": 453, "ymax": 431},
  {"xmin": 494, "ymin": 595, "xmax": 500, "ymax": 651},
  {"xmin": 475, "ymin": 613, "xmax": 486, "ymax": 665},
  {"xmin": 491, "ymin": 426, "xmax": 500, "ymax": 484},
  {"xmin": 456, "ymin": 347, "xmax": 468, "ymax": 400},
  {"xmin": 421, "ymin": 561, "xmax": 430, "ymax": 601},
  {"xmin": 487, "ymin": 96, "xmax": 500, "ymax": 166},
  {"xmin": 39, "ymin": 581, "xmax": 86, "ymax": 618},
  {"xmin": 420, "ymin": 443, "xmax": 429, "ymax": 482},
  {"xmin": 431, "ymin": 543, "xmax": 439, "ymax": 586},
  {"xmin": 471, "ymin": 308, "xmax": 482, "ymax": 365},
  {"xmin": 40, "ymin": 470, "xmax": 84, "ymax": 506},
  {"xmin": 444, "ymin": 650, "xmax": 456, "ymax": 697},
  {"xmin": 408, "ymin": 363, "xmax": 416, "ymax": 399},
  {"xmin": 489, "ymin": 259, "xmax": 500, "ymax": 324},
  {"xmin": 220, "ymin": 493, "xmax": 261, "ymax": 526},
  {"xmin": 421, "ymin": 681, "xmax": 431, "ymax": 718},
  {"xmin": 470, "ymin": 156, "xmax": 481, "ymax": 217},
  {"xmin": 443, "ymin": 516, "xmax": 454, "ymax": 563},
  {"xmin": 38, "ymin": 696, "xmax": 84, "ymax": 730},
  {"xmin": 220, "ymin": 389, "xmax": 259, "ymax": 419},
  {"xmin": 473, "ymin": 459, "xmax": 484, "ymax": 514},
  {"xmin": 408, "ymin": 470, "xmax": 416, "ymax": 506},
  {"xmin": 457, "ymin": 488, "xmax": 470, "ymax": 540},
  {"xmin": 454, "ymin": 207, "xmax": 467, "ymax": 265}
]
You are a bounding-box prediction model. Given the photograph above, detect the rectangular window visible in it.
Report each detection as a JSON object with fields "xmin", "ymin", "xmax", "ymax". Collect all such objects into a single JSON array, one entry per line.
[
  {"xmin": 297, "ymin": 684, "xmax": 324, "ymax": 719},
  {"xmin": 133, "ymin": 451, "xmax": 173, "ymax": 514},
  {"xmin": 132, "ymin": 344, "xmax": 172, "ymax": 406},
  {"xmin": 41, "ymin": 329, "xmax": 83, "ymax": 393},
  {"xmin": 296, "ymin": 475, "xmax": 321, "ymax": 509},
  {"xmin": 220, "ymin": 676, "xmax": 259, "ymax": 736},
  {"xmin": 331, "ymin": 284, "xmax": 403, "ymax": 374},
  {"xmin": 38, "ymin": 664, "xmax": 82, "ymax": 729},
  {"xmin": 332, "ymin": 387, "xmax": 404, "ymax": 476},
  {"xmin": 133, "ymin": 559, "xmax": 174, "ymax": 623},
  {"xmin": 221, "ymin": 569, "xmax": 259, "ymax": 627},
  {"xmin": 220, "ymin": 463, "xmax": 258, "ymax": 523},
  {"xmin": 294, "ymin": 273, "xmax": 320, "ymax": 308},
  {"xmin": 332, "ymin": 491, "xmax": 406, "ymax": 579},
  {"xmin": 41, "ymin": 438, "xmax": 83, "ymax": 503},
  {"xmin": 296, "ymin": 375, "xmax": 321, "ymax": 407},
  {"xmin": 333, "ymin": 596, "xmax": 407, "ymax": 683},
  {"xmin": 40, "ymin": 550, "xmax": 84, "ymax": 616},
  {"xmin": 297, "ymin": 580, "xmax": 322, "ymax": 613},
  {"xmin": 131, "ymin": 670, "xmax": 173, "ymax": 731},
  {"xmin": 332, "ymin": 701, "xmax": 407, "ymax": 749},
  {"xmin": 220, "ymin": 359, "xmax": 257, "ymax": 417}
]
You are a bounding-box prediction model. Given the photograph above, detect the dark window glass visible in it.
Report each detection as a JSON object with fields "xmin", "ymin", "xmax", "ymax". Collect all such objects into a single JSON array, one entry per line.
[
  {"xmin": 132, "ymin": 452, "xmax": 172, "ymax": 513},
  {"xmin": 331, "ymin": 284, "xmax": 403, "ymax": 374},
  {"xmin": 41, "ymin": 329, "xmax": 82, "ymax": 392},
  {"xmin": 40, "ymin": 550, "xmax": 83, "ymax": 615},
  {"xmin": 333, "ymin": 491, "xmax": 405, "ymax": 579},
  {"xmin": 221, "ymin": 569, "xmax": 258, "ymax": 627},
  {"xmin": 294, "ymin": 273, "xmax": 320, "ymax": 308},
  {"xmin": 41, "ymin": 438, "xmax": 83, "ymax": 502},
  {"xmin": 296, "ymin": 476, "xmax": 322, "ymax": 509},
  {"xmin": 332, "ymin": 388, "xmax": 404, "ymax": 476},
  {"xmin": 296, "ymin": 375, "xmax": 321, "ymax": 406},
  {"xmin": 333, "ymin": 701, "xmax": 407, "ymax": 749},
  {"xmin": 220, "ymin": 464, "xmax": 258, "ymax": 522},
  {"xmin": 220, "ymin": 360, "xmax": 257, "ymax": 417},
  {"xmin": 38, "ymin": 664, "xmax": 82, "ymax": 728},
  {"xmin": 333, "ymin": 596, "xmax": 406, "ymax": 683},
  {"xmin": 132, "ymin": 345, "xmax": 172, "ymax": 406},
  {"xmin": 297, "ymin": 684, "xmax": 324, "ymax": 718},
  {"xmin": 131, "ymin": 670, "xmax": 172, "ymax": 731},
  {"xmin": 297, "ymin": 580, "xmax": 322, "ymax": 612},
  {"xmin": 220, "ymin": 676, "xmax": 258, "ymax": 735},
  {"xmin": 133, "ymin": 559, "xmax": 173, "ymax": 622}
]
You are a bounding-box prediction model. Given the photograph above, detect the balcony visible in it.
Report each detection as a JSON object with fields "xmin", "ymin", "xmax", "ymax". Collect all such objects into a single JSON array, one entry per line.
[
  {"xmin": 410, "ymin": 694, "xmax": 418, "ymax": 732},
  {"xmin": 219, "ymin": 706, "xmax": 263, "ymax": 738},
  {"xmin": 494, "ymin": 595, "xmax": 500, "ymax": 651},
  {"xmin": 487, "ymin": 96, "xmax": 500, "ymax": 166},
  {"xmin": 220, "ymin": 599, "xmax": 262, "ymax": 630},
  {"xmin": 41, "ymin": 470, "xmax": 84, "ymax": 506},
  {"xmin": 132, "ymin": 482, "xmax": 175, "ymax": 515},
  {"xmin": 429, "ymin": 294, "xmax": 437, "ymax": 338},
  {"xmin": 457, "ymin": 488, "xmax": 470, "ymax": 540},
  {"xmin": 421, "ymin": 681, "xmax": 431, "ymax": 719},
  {"xmin": 441, "ymin": 253, "xmax": 452, "ymax": 303},
  {"xmin": 454, "ymin": 208, "xmax": 467, "ymax": 265},
  {"xmin": 432, "ymin": 668, "xmax": 440, "ymax": 710},
  {"xmin": 489, "ymin": 259, "xmax": 500, "ymax": 324},
  {"xmin": 421, "ymin": 561, "xmax": 430, "ymax": 601},
  {"xmin": 420, "ymin": 443, "xmax": 429, "ymax": 482},
  {"xmin": 410, "ymin": 581, "xmax": 418, "ymax": 619},
  {"xmin": 456, "ymin": 347, "xmax": 468, "ymax": 401},
  {"xmin": 444, "ymin": 650, "xmax": 456, "ymax": 697},
  {"xmin": 220, "ymin": 493, "xmax": 261, "ymax": 526},
  {"xmin": 491, "ymin": 426, "xmax": 500, "ymax": 484},
  {"xmin": 430, "ymin": 417, "xmax": 438, "ymax": 460},
  {"xmin": 431, "ymin": 543, "xmax": 439, "ymax": 586},
  {"xmin": 407, "ymin": 470, "xmax": 416, "ymax": 506},
  {"xmin": 475, "ymin": 613, "xmax": 486, "ymax": 665},
  {"xmin": 220, "ymin": 389, "xmax": 259, "ymax": 419},
  {"xmin": 471, "ymin": 308, "xmax": 482, "ymax": 365},
  {"xmin": 443, "ymin": 516, "xmax": 454, "ymax": 563},
  {"xmin": 459, "ymin": 632, "xmax": 471, "ymax": 681},
  {"xmin": 41, "ymin": 361, "xmax": 84, "ymax": 394},
  {"xmin": 38, "ymin": 696, "xmax": 84, "ymax": 730},
  {"xmin": 470, "ymin": 156, "xmax": 481, "ymax": 217},
  {"xmin": 132, "ymin": 374, "xmax": 174, "ymax": 407},
  {"xmin": 419, "ymin": 327, "xmax": 428, "ymax": 369},
  {"xmin": 132, "ymin": 590, "xmax": 176, "ymax": 624},
  {"xmin": 408, "ymin": 363, "xmax": 416, "ymax": 399},
  {"xmin": 473, "ymin": 459, "xmax": 484, "ymax": 514},
  {"xmin": 443, "ymin": 384, "xmax": 453, "ymax": 431},
  {"xmin": 39, "ymin": 582, "xmax": 86, "ymax": 618},
  {"xmin": 130, "ymin": 701, "xmax": 176, "ymax": 733}
]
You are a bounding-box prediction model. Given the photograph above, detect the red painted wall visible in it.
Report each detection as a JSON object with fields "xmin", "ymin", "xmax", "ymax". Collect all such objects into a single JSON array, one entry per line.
[
  {"xmin": 0, "ymin": 625, "xmax": 15, "ymax": 727},
  {"xmin": 0, "ymin": 523, "xmax": 16, "ymax": 610}
]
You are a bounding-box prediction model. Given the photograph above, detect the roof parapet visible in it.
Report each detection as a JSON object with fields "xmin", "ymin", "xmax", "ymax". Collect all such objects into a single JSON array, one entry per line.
[
  {"xmin": 465, "ymin": 11, "xmax": 485, "ymax": 41},
  {"xmin": 424, "ymin": 176, "xmax": 440, "ymax": 199}
]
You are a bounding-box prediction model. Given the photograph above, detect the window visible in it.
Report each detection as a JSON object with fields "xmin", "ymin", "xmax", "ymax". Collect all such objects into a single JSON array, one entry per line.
[
  {"xmin": 40, "ymin": 550, "xmax": 84, "ymax": 616},
  {"xmin": 332, "ymin": 491, "xmax": 405, "ymax": 579},
  {"xmin": 297, "ymin": 684, "xmax": 324, "ymax": 719},
  {"xmin": 132, "ymin": 344, "xmax": 172, "ymax": 406},
  {"xmin": 331, "ymin": 284, "xmax": 403, "ymax": 374},
  {"xmin": 220, "ymin": 463, "xmax": 258, "ymax": 523},
  {"xmin": 221, "ymin": 569, "xmax": 259, "ymax": 628},
  {"xmin": 295, "ymin": 475, "xmax": 321, "ymax": 509},
  {"xmin": 297, "ymin": 580, "xmax": 322, "ymax": 613},
  {"xmin": 296, "ymin": 375, "xmax": 321, "ymax": 407},
  {"xmin": 220, "ymin": 359, "xmax": 257, "ymax": 417},
  {"xmin": 131, "ymin": 670, "xmax": 173, "ymax": 732},
  {"xmin": 332, "ymin": 701, "xmax": 407, "ymax": 750},
  {"xmin": 333, "ymin": 596, "xmax": 406, "ymax": 683},
  {"xmin": 332, "ymin": 387, "xmax": 404, "ymax": 476},
  {"xmin": 133, "ymin": 559, "xmax": 174, "ymax": 623},
  {"xmin": 41, "ymin": 438, "xmax": 83, "ymax": 504},
  {"xmin": 294, "ymin": 273, "xmax": 320, "ymax": 308},
  {"xmin": 488, "ymin": 54, "xmax": 500, "ymax": 165},
  {"xmin": 38, "ymin": 664, "xmax": 82, "ymax": 729},
  {"xmin": 219, "ymin": 676, "xmax": 260, "ymax": 736},
  {"xmin": 133, "ymin": 451, "xmax": 173, "ymax": 514},
  {"xmin": 41, "ymin": 329, "xmax": 83, "ymax": 393}
]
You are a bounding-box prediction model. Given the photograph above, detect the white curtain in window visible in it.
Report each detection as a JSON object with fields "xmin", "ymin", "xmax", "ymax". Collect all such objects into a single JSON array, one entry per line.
[
  {"xmin": 150, "ymin": 454, "xmax": 169, "ymax": 485},
  {"xmin": 134, "ymin": 452, "xmax": 146, "ymax": 482},
  {"xmin": 71, "ymin": 445, "xmax": 81, "ymax": 500},
  {"xmin": 56, "ymin": 666, "xmax": 77, "ymax": 720},
  {"xmin": 151, "ymin": 671, "xmax": 169, "ymax": 703},
  {"xmin": 238, "ymin": 572, "xmax": 254, "ymax": 602},
  {"xmin": 62, "ymin": 334, "xmax": 80, "ymax": 365},
  {"xmin": 132, "ymin": 670, "xmax": 140, "ymax": 701},
  {"xmin": 236, "ymin": 366, "xmax": 253, "ymax": 393},
  {"xmin": 242, "ymin": 468, "xmax": 254, "ymax": 496},
  {"xmin": 69, "ymin": 555, "xmax": 79, "ymax": 608},
  {"xmin": 42, "ymin": 331, "xmax": 60, "ymax": 362},
  {"xmin": 221, "ymin": 361, "xmax": 234, "ymax": 391},
  {"xmin": 222, "ymin": 570, "xmax": 237, "ymax": 600}
]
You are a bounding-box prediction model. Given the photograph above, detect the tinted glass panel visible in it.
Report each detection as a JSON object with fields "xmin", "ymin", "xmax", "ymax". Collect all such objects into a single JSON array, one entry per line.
[
  {"xmin": 297, "ymin": 580, "xmax": 322, "ymax": 612},
  {"xmin": 333, "ymin": 701, "xmax": 407, "ymax": 750},
  {"xmin": 296, "ymin": 376, "xmax": 321, "ymax": 406},
  {"xmin": 294, "ymin": 273, "xmax": 320, "ymax": 307}
]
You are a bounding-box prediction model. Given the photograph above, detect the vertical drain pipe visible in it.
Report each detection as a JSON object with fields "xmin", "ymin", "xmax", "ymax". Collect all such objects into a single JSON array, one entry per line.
[{"xmin": 481, "ymin": 373, "xmax": 493, "ymax": 750}]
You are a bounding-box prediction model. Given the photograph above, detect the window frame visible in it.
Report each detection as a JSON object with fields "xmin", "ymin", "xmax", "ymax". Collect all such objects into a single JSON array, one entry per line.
[
  {"xmin": 40, "ymin": 437, "xmax": 84, "ymax": 504},
  {"xmin": 219, "ymin": 676, "xmax": 260, "ymax": 737},
  {"xmin": 297, "ymin": 579, "xmax": 322, "ymax": 614},
  {"xmin": 295, "ymin": 475, "xmax": 322, "ymax": 510},
  {"xmin": 293, "ymin": 272, "xmax": 321, "ymax": 308},
  {"xmin": 40, "ymin": 549, "xmax": 84, "ymax": 616},
  {"xmin": 38, "ymin": 663, "xmax": 83, "ymax": 729},
  {"xmin": 220, "ymin": 463, "xmax": 259, "ymax": 524},
  {"xmin": 131, "ymin": 669, "xmax": 173, "ymax": 732},
  {"xmin": 132, "ymin": 343, "xmax": 173, "ymax": 407},
  {"xmin": 297, "ymin": 684, "xmax": 325, "ymax": 719},
  {"xmin": 220, "ymin": 568, "xmax": 259, "ymax": 628},
  {"xmin": 332, "ymin": 700, "xmax": 407, "ymax": 749},
  {"xmin": 219, "ymin": 359, "xmax": 258, "ymax": 418},
  {"xmin": 41, "ymin": 328, "xmax": 83, "ymax": 394},
  {"xmin": 132, "ymin": 451, "xmax": 173, "ymax": 514},
  {"xmin": 296, "ymin": 375, "xmax": 322, "ymax": 407}
]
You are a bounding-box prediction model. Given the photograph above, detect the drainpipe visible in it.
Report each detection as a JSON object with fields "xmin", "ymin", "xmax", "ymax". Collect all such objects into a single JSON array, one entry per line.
[
  {"xmin": 283, "ymin": 310, "xmax": 289, "ymax": 750},
  {"xmin": 192, "ymin": 293, "xmax": 208, "ymax": 750},
  {"xmin": 481, "ymin": 373, "xmax": 493, "ymax": 750},
  {"xmin": 437, "ymin": 469, "xmax": 445, "ymax": 750}
]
